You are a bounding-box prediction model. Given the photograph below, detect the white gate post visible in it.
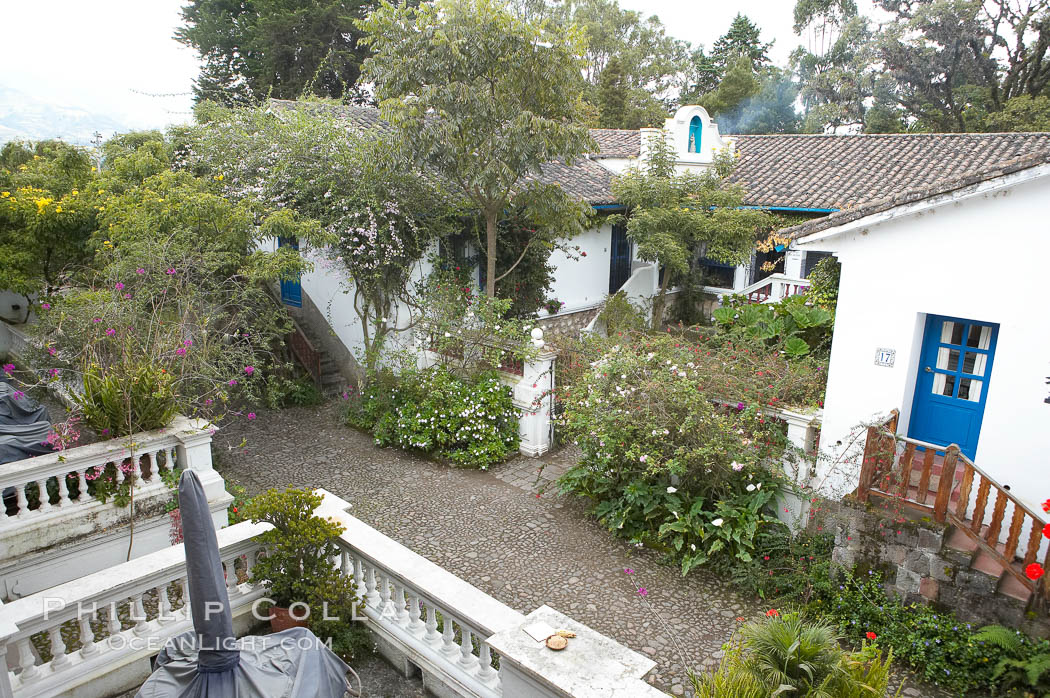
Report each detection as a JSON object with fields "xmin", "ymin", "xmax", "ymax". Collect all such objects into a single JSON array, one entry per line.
[{"xmin": 514, "ymin": 350, "xmax": 556, "ymax": 457}]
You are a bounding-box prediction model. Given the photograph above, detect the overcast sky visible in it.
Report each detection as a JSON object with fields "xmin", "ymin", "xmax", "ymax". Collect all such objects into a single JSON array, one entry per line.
[{"xmin": 0, "ymin": 0, "xmax": 882, "ymax": 132}]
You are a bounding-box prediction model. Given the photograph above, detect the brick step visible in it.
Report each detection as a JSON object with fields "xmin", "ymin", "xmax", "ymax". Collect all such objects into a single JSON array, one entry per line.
[{"xmin": 944, "ymin": 525, "xmax": 1034, "ymax": 603}]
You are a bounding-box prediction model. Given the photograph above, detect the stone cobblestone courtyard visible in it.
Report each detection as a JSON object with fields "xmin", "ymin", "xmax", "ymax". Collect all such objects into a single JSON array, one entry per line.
[{"xmin": 215, "ymin": 401, "xmax": 942, "ymax": 697}]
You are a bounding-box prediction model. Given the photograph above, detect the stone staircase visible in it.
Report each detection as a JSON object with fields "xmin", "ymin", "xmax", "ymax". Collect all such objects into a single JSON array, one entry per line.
[
  {"xmin": 289, "ymin": 320, "xmax": 346, "ymax": 395},
  {"xmin": 895, "ymin": 467, "xmax": 1035, "ymax": 604},
  {"xmin": 853, "ymin": 409, "xmax": 1049, "ymax": 629}
]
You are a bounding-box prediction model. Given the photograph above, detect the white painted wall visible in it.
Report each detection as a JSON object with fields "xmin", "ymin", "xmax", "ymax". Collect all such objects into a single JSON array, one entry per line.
[
  {"xmin": 592, "ymin": 156, "xmax": 635, "ymax": 175},
  {"xmin": 548, "ymin": 223, "xmax": 615, "ymax": 313},
  {"xmin": 261, "ymin": 237, "xmax": 428, "ymax": 362},
  {"xmin": 796, "ymin": 166, "xmax": 1050, "ymax": 510}
]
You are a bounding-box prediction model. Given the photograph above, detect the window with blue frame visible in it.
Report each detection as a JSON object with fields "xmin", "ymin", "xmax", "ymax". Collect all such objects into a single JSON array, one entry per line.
[{"xmin": 688, "ymin": 116, "xmax": 702, "ymax": 153}]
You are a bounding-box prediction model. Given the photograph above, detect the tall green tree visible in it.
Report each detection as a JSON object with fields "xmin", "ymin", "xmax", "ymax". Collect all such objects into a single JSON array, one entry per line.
[
  {"xmin": 711, "ymin": 13, "xmax": 773, "ymax": 73},
  {"xmin": 699, "ymin": 55, "xmax": 761, "ymax": 120},
  {"xmin": 682, "ymin": 14, "xmax": 773, "ymax": 106},
  {"xmin": 718, "ymin": 68, "xmax": 802, "ymax": 134},
  {"xmin": 791, "ymin": 13, "xmax": 894, "ymax": 132},
  {"xmin": 873, "ymin": 0, "xmax": 1050, "ymax": 131},
  {"xmin": 611, "ymin": 136, "xmax": 768, "ymax": 326},
  {"xmin": 175, "ymin": 0, "xmax": 378, "ymax": 105},
  {"xmin": 177, "ymin": 102, "xmax": 459, "ymax": 374},
  {"xmin": 359, "ymin": 0, "xmax": 594, "ymax": 298},
  {"xmin": 512, "ymin": 0, "xmax": 687, "ymax": 128}
]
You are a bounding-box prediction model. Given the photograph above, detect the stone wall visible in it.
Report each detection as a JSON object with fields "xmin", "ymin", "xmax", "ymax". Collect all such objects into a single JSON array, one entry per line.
[
  {"xmin": 826, "ymin": 498, "xmax": 1049, "ymax": 637},
  {"xmin": 536, "ymin": 306, "xmax": 601, "ymax": 338}
]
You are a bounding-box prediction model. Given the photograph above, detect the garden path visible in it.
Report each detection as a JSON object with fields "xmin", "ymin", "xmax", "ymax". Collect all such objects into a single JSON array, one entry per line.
[{"xmin": 215, "ymin": 401, "xmax": 942, "ymax": 698}]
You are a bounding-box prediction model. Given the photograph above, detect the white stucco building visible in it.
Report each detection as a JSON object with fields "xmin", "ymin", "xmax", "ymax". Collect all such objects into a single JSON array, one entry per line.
[{"xmin": 789, "ymin": 150, "xmax": 1050, "ymax": 512}]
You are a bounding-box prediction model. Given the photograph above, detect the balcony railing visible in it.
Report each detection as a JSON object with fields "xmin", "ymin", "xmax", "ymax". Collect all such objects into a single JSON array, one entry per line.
[
  {"xmin": 0, "ymin": 490, "xmax": 663, "ymax": 698},
  {"xmin": 0, "ymin": 416, "xmax": 227, "ymax": 598},
  {"xmin": 0, "ymin": 519, "xmax": 269, "ymax": 698},
  {"xmin": 738, "ymin": 273, "xmax": 812, "ymax": 304}
]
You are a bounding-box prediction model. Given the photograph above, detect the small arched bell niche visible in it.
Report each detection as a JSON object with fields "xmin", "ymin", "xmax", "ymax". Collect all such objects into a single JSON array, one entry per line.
[{"xmin": 688, "ymin": 115, "xmax": 702, "ymax": 153}]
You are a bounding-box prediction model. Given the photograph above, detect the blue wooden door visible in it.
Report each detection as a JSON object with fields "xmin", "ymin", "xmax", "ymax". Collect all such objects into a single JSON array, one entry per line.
[
  {"xmin": 277, "ymin": 236, "xmax": 302, "ymax": 308},
  {"xmin": 609, "ymin": 223, "xmax": 631, "ymax": 293},
  {"xmin": 908, "ymin": 314, "xmax": 998, "ymax": 459}
]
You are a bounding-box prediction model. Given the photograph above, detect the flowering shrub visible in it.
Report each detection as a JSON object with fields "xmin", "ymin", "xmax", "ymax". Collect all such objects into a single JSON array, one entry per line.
[
  {"xmin": 348, "ymin": 367, "xmax": 519, "ymax": 469},
  {"xmin": 558, "ymin": 330, "xmax": 801, "ymax": 572}
]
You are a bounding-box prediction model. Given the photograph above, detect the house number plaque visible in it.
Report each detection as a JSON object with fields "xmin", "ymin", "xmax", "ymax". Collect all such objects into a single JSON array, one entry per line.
[{"xmin": 874, "ymin": 348, "xmax": 895, "ymax": 367}]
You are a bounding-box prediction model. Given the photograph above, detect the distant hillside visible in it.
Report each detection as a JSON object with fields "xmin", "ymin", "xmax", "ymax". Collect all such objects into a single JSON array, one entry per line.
[{"xmin": 0, "ymin": 87, "xmax": 128, "ymax": 145}]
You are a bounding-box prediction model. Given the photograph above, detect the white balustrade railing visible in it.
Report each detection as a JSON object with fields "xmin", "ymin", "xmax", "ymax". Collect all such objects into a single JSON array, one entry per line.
[
  {"xmin": 0, "ymin": 490, "xmax": 663, "ymax": 698},
  {"xmin": 317, "ymin": 490, "xmax": 522, "ymax": 698},
  {"xmin": 736, "ymin": 273, "xmax": 812, "ymax": 304},
  {"xmin": 0, "ymin": 416, "xmax": 214, "ymax": 527},
  {"xmin": 0, "ymin": 519, "xmax": 269, "ymax": 698}
]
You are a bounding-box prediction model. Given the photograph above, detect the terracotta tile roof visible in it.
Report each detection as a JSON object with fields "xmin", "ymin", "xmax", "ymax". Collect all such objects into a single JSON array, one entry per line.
[
  {"xmin": 783, "ymin": 149, "xmax": 1050, "ymax": 241},
  {"xmin": 268, "ymin": 99, "xmax": 617, "ymax": 204},
  {"xmin": 590, "ymin": 129, "xmax": 641, "ymax": 158},
  {"xmin": 730, "ymin": 132, "xmax": 1050, "ymax": 209},
  {"xmin": 530, "ymin": 158, "xmax": 616, "ymax": 205}
]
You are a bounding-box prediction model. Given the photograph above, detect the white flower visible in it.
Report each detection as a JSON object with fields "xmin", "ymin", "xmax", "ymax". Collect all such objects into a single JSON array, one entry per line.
[
  {"xmin": 731, "ymin": 461, "xmax": 744, "ymax": 471},
  {"xmin": 639, "ymin": 455, "xmax": 648, "ymax": 463},
  {"xmin": 444, "ymin": 332, "xmax": 451, "ymax": 337},
  {"xmin": 756, "ymin": 482, "xmax": 762, "ymax": 490},
  {"xmin": 712, "ymin": 518, "xmax": 724, "ymax": 527},
  {"xmin": 690, "ymin": 544, "xmax": 697, "ymax": 551},
  {"xmin": 746, "ymin": 484, "xmax": 756, "ymax": 492},
  {"xmin": 666, "ymin": 486, "xmax": 677, "ymax": 493}
]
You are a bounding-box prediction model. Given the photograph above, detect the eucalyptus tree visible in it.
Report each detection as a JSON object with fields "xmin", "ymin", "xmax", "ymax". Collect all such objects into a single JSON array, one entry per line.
[{"xmin": 359, "ymin": 0, "xmax": 594, "ymax": 298}]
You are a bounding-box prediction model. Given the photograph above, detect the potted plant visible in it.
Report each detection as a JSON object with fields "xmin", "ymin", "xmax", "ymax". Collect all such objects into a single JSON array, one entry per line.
[
  {"xmin": 543, "ymin": 298, "xmax": 564, "ymax": 315},
  {"xmin": 243, "ymin": 487, "xmax": 360, "ymax": 633}
]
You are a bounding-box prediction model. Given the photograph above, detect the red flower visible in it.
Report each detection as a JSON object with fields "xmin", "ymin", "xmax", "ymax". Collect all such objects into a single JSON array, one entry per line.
[
  {"xmin": 1043, "ymin": 499, "xmax": 1050, "ymax": 514},
  {"xmin": 1026, "ymin": 563, "xmax": 1044, "ymax": 581},
  {"xmin": 1043, "ymin": 523, "xmax": 1050, "ymax": 540},
  {"xmin": 865, "ymin": 631, "xmax": 877, "ymax": 640},
  {"xmin": 766, "ymin": 609, "xmax": 779, "ymax": 617}
]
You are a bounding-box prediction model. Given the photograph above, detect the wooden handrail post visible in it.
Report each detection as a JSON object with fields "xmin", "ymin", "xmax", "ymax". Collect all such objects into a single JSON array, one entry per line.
[
  {"xmin": 933, "ymin": 445, "xmax": 960, "ymax": 522},
  {"xmin": 857, "ymin": 425, "xmax": 879, "ymax": 502}
]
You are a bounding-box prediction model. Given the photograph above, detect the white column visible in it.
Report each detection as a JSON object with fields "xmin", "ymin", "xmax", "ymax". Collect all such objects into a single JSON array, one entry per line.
[
  {"xmin": 0, "ymin": 613, "xmax": 16, "ymax": 698},
  {"xmin": 173, "ymin": 417, "xmax": 217, "ymax": 472},
  {"xmin": 172, "ymin": 416, "xmax": 232, "ymax": 529},
  {"xmin": 771, "ymin": 408, "xmax": 823, "ymax": 531},
  {"xmin": 784, "ymin": 249, "xmax": 805, "ymax": 279},
  {"xmin": 514, "ymin": 350, "xmax": 556, "ymax": 458},
  {"xmin": 732, "ymin": 263, "xmax": 749, "ymax": 292}
]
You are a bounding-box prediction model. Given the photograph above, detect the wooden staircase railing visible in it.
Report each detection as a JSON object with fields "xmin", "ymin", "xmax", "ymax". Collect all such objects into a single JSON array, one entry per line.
[
  {"xmin": 287, "ymin": 317, "xmax": 322, "ymax": 386},
  {"xmin": 857, "ymin": 409, "xmax": 1049, "ymax": 604}
]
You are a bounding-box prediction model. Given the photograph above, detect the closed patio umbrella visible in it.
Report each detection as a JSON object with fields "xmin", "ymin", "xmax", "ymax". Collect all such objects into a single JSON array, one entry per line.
[{"xmin": 136, "ymin": 470, "xmax": 357, "ymax": 697}]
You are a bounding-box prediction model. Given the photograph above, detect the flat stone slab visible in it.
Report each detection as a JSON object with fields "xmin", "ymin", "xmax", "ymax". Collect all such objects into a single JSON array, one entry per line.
[{"xmin": 488, "ymin": 605, "xmax": 658, "ymax": 697}]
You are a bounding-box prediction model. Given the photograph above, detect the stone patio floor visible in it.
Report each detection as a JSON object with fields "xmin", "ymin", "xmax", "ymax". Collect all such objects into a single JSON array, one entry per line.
[{"xmin": 215, "ymin": 401, "xmax": 944, "ymax": 698}]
